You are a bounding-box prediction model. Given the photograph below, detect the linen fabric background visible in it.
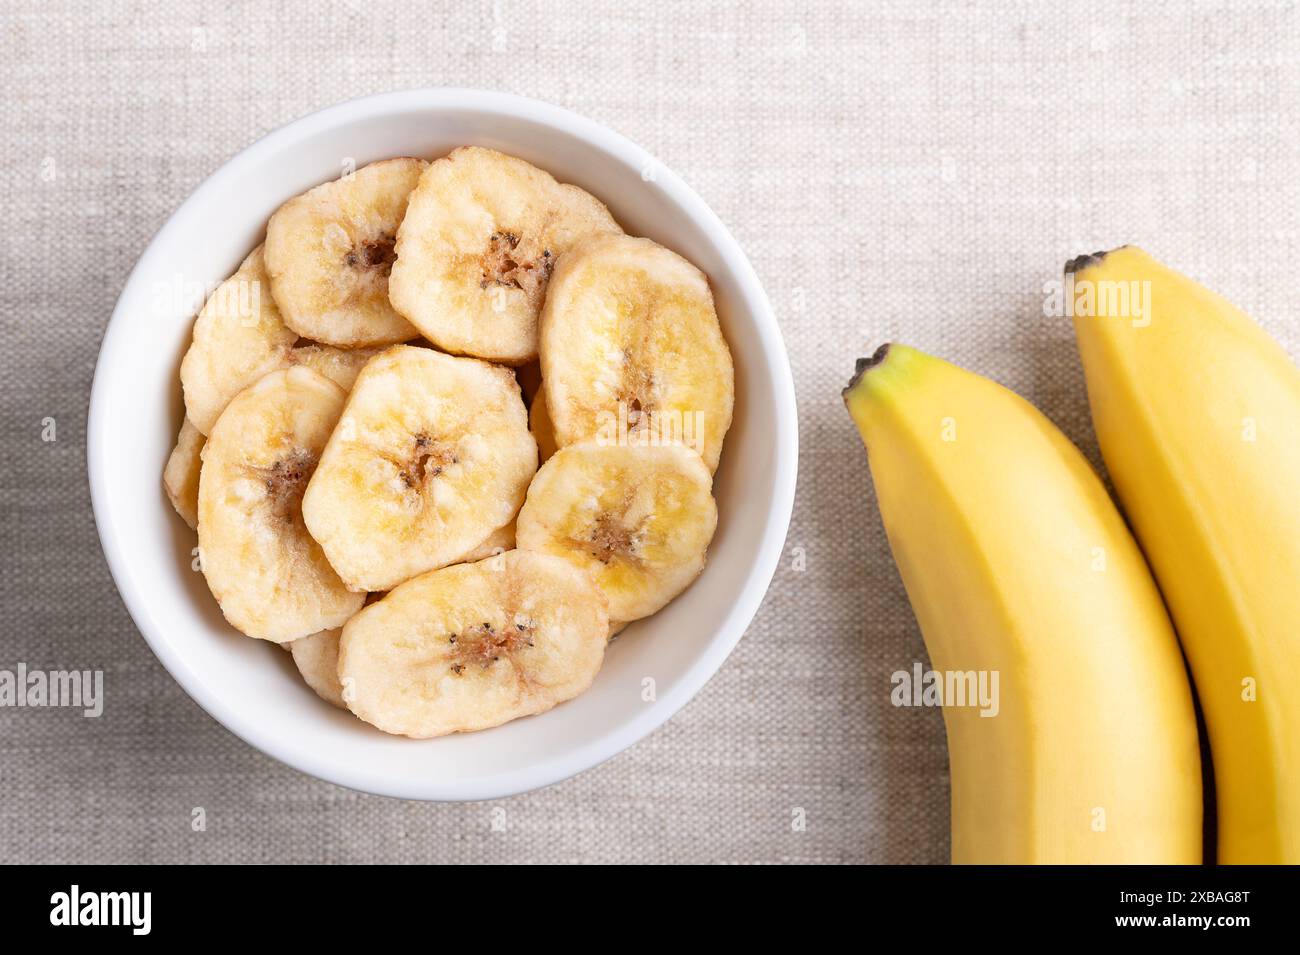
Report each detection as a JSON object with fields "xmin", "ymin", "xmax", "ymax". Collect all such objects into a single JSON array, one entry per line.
[{"xmin": 2, "ymin": 0, "xmax": 1297, "ymax": 864}]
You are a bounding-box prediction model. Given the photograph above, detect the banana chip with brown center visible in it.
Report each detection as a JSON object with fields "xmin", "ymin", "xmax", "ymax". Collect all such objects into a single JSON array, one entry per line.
[
  {"xmin": 517, "ymin": 442, "xmax": 717, "ymax": 622},
  {"xmin": 301, "ymin": 345, "xmax": 537, "ymax": 592},
  {"xmin": 265, "ymin": 158, "xmax": 426, "ymax": 347},
  {"xmin": 197, "ymin": 367, "xmax": 364, "ymax": 642},
  {"xmin": 339, "ymin": 550, "xmax": 608, "ymax": 737},
  {"xmin": 389, "ymin": 147, "xmax": 622, "ymax": 364},
  {"xmin": 539, "ymin": 234, "xmax": 734, "ymax": 472}
]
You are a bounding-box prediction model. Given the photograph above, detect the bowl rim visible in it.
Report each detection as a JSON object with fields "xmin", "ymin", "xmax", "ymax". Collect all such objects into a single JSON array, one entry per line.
[{"xmin": 87, "ymin": 88, "xmax": 799, "ymax": 800}]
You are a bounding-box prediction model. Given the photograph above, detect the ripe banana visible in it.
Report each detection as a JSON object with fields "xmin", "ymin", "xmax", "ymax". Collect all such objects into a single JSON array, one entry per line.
[
  {"xmin": 1069, "ymin": 247, "xmax": 1300, "ymax": 863},
  {"xmin": 844, "ymin": 344, "xmax": 1201, "ymax": 864}
]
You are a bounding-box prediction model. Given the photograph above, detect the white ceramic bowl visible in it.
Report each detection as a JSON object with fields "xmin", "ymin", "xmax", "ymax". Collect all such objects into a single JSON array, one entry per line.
[{"xmin": 88, "ymin": 89, "xmax": 797, "ymax": 800}]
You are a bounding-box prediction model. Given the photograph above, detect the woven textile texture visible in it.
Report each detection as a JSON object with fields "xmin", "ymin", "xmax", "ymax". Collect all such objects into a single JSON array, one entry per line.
[{"xmin": 2, "ymin": 0, "xmax": 1298, "ymax": 863}]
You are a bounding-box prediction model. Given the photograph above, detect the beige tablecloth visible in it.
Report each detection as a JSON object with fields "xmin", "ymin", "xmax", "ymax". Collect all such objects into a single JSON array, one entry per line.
[{"xmin": 2, "ymin": 0, "xmax": 1297, "ymax": 863}]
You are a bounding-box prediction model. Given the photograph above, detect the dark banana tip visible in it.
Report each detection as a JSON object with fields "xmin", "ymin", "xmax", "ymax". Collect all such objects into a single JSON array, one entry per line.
[
  {"xmin": 842, "ymin": 343, "xmax": 891, "ymax": 398},
  {"xmin": 1064, "ymin": 245, "xmax": 1130, "ymax": 274}
]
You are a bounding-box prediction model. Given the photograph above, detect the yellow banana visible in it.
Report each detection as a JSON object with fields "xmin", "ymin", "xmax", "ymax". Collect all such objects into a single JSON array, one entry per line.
[
  {"xmin": 844, "ymin": 344, "xmax": 1201, "ymax": 863},
  {"xmin": 1069, "ymin": 247, "xmax": 1300, "ymax": 863}
]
